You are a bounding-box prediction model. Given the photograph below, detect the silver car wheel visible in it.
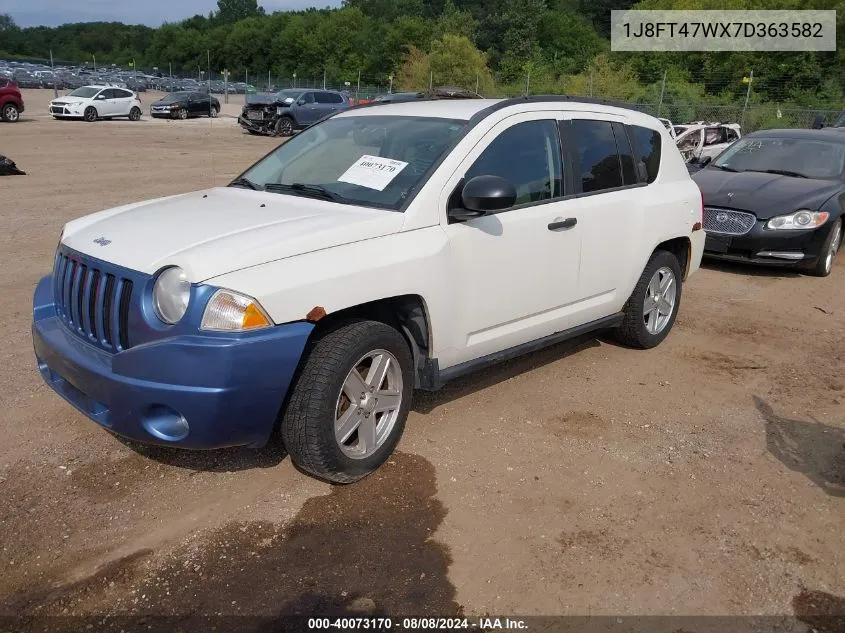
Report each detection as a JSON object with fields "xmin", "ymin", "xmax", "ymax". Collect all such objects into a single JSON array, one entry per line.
[
  {"xmin": 334, "ymin": 349, "xmax": 403, "ymax": 460},
  {"xmin": 643, "ymin": 267, "xmax": 677, "ymax": 335}
]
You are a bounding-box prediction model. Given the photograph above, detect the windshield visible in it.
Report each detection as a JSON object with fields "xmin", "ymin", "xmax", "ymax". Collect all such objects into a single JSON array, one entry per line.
[
  {"xmin": 160, "ymin": 92, "xmax": 191, "ymax": 102},
  {"xmin": 68, "ymin": 87, "xmax": 100, "ymax": 98},
  {"xmin": 239, "ymin": 115, "xmax": 467, "ymax": 210},
  {"xmin": 274, "ymin": 89, "xmax": 302, "ymax": 101},
  {"xmin": 712, "ymin": 136, "xmax": 845, "ymax": 180}
]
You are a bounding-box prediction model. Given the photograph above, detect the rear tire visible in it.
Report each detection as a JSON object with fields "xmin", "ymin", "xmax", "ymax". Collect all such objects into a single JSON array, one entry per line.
[
  {"xmin": 807, "ymin": 218, "xmax": 842, "ymax": 277},
  {"xmin": 128, "ymin": 107, "xmax": 141, "ymax": 121},
  {"xmin": 614, "ymin": 250, "xmax": 683, "ymax": 349},
  {"xmin": 281, "ymin": 320, "xmax": 414, "ymax": 484},
  {"xmin": 1, "ymin": 103, "xmax": 20, "ymax": 122},
  {"xmin": 83, "ymin": 106, "xmax": 97, "ymax": 122}
]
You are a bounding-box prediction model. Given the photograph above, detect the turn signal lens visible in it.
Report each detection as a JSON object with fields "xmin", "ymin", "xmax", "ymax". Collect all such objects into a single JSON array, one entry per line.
[{"xmin": 200, "ymin": 289, "xmax": 272, "ymax": 331}]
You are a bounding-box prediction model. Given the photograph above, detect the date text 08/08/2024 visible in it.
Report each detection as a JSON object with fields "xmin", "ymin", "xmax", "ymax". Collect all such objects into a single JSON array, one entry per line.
[{"xmin": 307, "ymin": 618, "xmax": 528, "ymax": 630}]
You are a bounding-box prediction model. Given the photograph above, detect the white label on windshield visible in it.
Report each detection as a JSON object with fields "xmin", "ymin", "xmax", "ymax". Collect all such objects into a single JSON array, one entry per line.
[{"xmin": 337, "ymin": 155, "xmax": 408, "ymax": 191}]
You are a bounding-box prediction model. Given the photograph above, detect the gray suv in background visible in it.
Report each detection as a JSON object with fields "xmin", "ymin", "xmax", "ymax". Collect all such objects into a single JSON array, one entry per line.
[{"xmin": 239, "ymin": 89, "xmax": 350, "ymax": 136}]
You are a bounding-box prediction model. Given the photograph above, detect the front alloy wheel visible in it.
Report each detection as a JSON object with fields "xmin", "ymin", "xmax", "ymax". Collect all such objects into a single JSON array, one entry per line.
[
  {"xmin": 275, "ymin": 116, "xmax": 294, "ymax": 136},
  {"xmin": 809, "ymin": 218, "xmax": 842, "ymax": 277},
  {"xmin": 281, "ymin": 320, "xmax": 413, "ymax": 483},
  {"xmin": 335, "ymin": 350, "xmax": 403, "ymax": 459}
]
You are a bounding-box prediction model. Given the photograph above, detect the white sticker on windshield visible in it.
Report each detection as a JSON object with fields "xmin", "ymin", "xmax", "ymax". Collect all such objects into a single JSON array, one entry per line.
[{"xmin": 337, "ymin": 155, "xmax": 408, "ymax": 191}]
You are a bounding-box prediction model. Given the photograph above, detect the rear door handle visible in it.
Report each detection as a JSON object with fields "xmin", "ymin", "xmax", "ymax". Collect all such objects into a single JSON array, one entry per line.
[{"xmin": 548, "ymin": 218, "xmax": 577, "ymax": 231}]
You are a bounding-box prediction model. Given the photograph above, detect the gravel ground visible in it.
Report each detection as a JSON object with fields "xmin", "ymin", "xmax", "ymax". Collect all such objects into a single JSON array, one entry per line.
[{"xmin": 1, "ymin": 89, "xmax": 843, "ymax": 629}]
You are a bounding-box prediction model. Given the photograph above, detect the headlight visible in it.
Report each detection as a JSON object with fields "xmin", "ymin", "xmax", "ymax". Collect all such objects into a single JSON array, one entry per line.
[
  {"xmin": 200, "ymin": 289, "xmax": 272, "ymax": 332},
  {"xmin": 152, "ymin": 266, "xmax": 191, "ymax": 324},
  {"xmin": 766, "ymin": 210, "xmax": 829, "ymax": 230}
]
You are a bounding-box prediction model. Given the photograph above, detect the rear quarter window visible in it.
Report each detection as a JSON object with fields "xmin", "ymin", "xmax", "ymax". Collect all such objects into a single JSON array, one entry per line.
[{"xmin": 628, "ymin": 125, "xmax": 662, "ymax": 183}]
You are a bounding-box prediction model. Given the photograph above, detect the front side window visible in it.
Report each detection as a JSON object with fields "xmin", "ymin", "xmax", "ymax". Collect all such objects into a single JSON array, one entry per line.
[
  {"xmin": 239, "ymin": 115, "xmax": 467, "ymax": 210},
  {"xmin": 570, "ymin": 119, "xmax": 623, "ymax": 193},
  {"xmin": 464, "ymin": 120, "xmax": 563, "ymax": 205},
  {"xmin": 300, "ymin": 92, "xmax": 315, "ymax": 105}
]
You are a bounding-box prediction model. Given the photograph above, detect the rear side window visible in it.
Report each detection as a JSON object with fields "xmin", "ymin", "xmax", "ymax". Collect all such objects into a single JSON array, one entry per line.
[
  {"xmin": 314, "ymin": 92, "xmax": 334, "ymax": 104},
  {"xmin": 569, "ymin": 119, "xmax": 623, "ymax": 193},
  {"xmin": 628, "ymin": 125, "xmax": 662, "ymax": 183},
  {"xmin": 464, "ymin": 120, "xmax": 564, "ymax": 205},
  {"xmin": 329, "ymin": 93, "xmax": 345, "ymax": 104},
  {"xmin": 116, "ymin": 89, "xmax": 134, "ymax": 99}
]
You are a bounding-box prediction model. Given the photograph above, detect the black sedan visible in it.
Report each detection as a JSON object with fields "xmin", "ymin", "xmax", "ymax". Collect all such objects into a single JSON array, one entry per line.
[
  {"xmin": 692, "ymin": 129, "xmax": 845, "ymax": 276},
  {"xmin": 150, "ymin": 91, "xmax": 220, "ymax": 120}
]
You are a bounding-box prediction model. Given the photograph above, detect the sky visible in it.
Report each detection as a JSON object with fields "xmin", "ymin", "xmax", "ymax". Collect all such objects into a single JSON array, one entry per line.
[{"xmin": 3, "ymin": 0, "xmax": 344, "ymax": 28}]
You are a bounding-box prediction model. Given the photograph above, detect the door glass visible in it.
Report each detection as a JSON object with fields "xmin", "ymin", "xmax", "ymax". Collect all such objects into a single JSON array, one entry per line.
[
  {"xmin": 628, "ymin": 125, "xmax": 662, "ymax": 183},
  {"xmin": 315, "ymin": 92, "xmax": 333, "ymax": 104},
  {"xmin": 570, "ymin": 119, "xmax": 623, "ymax": 193},
  {"xmin": 301, "ymin": 92, "xmax": 315, "ymax": 104},
  {"xmin": 464, "ymin": 120, "xmax": 563, "ymax": 205}
]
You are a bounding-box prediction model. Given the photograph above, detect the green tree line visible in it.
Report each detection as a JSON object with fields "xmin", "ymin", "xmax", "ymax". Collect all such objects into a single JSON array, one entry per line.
[{"xmin": 0, "ymin": 0, "xmax": 842, "ymax": 107}]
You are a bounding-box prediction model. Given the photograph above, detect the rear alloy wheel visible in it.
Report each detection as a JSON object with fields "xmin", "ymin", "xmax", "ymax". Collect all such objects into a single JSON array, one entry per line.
[
  {"xmin": 281, "ymin": 320, "xmax": 414, "ymax": 483},
  {"xmin": 614, "ymin": 250, "xmax": 683, "ymax": 349},
  {"xmin": 83, "ymin": 106, "xmax": 98, "ymax": 122},
  {"xmin": 808, "ymin": 218, "xmax": 842, "ymax": 277},
  {"xmin": 275, "ymin": 116, "xmax": 294, "ymax": 136},
  {"xmin": 1, "ymin": 103, "xmax": 20, "ymax": 122},
  {"xmin": 178, "ymin": 108, "xmax": 188, "ymax": 120},
  {"xmin": 129, "ymin": 106, "xmax": 141, "ymax": 121}
]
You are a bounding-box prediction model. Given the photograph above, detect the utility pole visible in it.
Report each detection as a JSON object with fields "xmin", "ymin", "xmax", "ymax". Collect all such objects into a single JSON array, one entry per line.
[
  {"xmin": 741, "ymin": 69, "xmax": 753, "ymax": 127},
  {"xmin": 388, "ymin": 74, "xmax": 393, "ymax": 94},
  {"xmin": 589, "ymin": 69, "xmax": 593, "ymax": 97},
  {"xmin": 525, "ymin": 70, "xmax": 531, "ymax": 96},
  {"xmin": 357, "ymin": 69, "xmax": 361, "ymax": 101},
  {"xmin": 323, "ymin": 69, "xmax": 327, "ymax": 90},
  {"xmin": 268, "ymin": 69, "xmax": 271, "ymax": 92},
  {"xmin": 429, "ymin": 70, "xmax": 433, "ymax": 90},
  {"xmin": 475, "ymin": 71, "xmax": 479, "ymax": 95},
  {"xmin": 657, "ymin": 69, "xmax": 667, "ymax": 117},
  {"xmin": 50, "ymin": 50, "xmax": 58, "ymax": 98}
]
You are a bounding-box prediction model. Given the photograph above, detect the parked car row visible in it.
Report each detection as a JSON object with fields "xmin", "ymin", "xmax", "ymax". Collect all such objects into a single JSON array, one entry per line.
[{"xmin": 47, "ymin": 86, "xmax": 221, "ymax": 121}]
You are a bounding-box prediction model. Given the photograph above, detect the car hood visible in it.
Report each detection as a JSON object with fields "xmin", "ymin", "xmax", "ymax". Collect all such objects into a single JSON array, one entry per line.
[
  {"xmin": 692, "ymin": 168, "xmax": 844, "ymax": 219},
  {"xmin": 61, "ymin": 187, "xmax": 405, "ymax": 282},
  {"xmin": 52, "ymin": 96, "xmax": 89, "ymax": 105}
]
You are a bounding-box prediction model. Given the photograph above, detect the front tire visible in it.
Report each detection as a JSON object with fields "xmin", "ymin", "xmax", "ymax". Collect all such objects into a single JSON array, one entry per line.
[
  {"xmin": 614, "ymin": 250, "xmax": 683, "ymax": 349},
  {"xmin": 281, "ymin": 320, "xmax": 414, "ymax": 483},
  {"xmin": 807, "ymin": 218, "xmax": 842, "ymax": 277},
  {"xmin": 275, "ymin": 116, "xmax": 294, "ymax": 136},
  {"xmin": 210, "ymin": 106, "xmax": 219, "ymax": 118},
  {"xmin": 1, "ymin": 103, "xmax": 20, "ymax": 122},
  {"xmin": 83, "ymin": 106, "xmax": 98, "ymax": 122},
  {"xmin": 178, "ymin": 109, "xmax": 188, "ymax": 120},
  {"xmin": 129, "ymin": 107, "xmax": 141, "ymax": 121}
]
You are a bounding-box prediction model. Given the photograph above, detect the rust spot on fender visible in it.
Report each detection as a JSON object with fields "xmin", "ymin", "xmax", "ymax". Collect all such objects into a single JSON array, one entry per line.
[{"xmin": 692, "ymin": 222, "xmax": 703, "ymax": 232}]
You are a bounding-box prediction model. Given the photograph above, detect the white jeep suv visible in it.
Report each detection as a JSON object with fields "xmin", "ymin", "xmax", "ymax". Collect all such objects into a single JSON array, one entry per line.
[{"xmin": 32, "ymin": 97, "xmax": 705, "ymax": 482}]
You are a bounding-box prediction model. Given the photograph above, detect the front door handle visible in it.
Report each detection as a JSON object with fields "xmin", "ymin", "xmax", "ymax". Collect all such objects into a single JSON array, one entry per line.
[{"xmin": 548, "ymin": 218, "xmax": 577, "ymax": 231}]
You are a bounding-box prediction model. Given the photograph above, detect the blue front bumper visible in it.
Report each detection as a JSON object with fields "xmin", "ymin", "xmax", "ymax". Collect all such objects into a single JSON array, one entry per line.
[{"xmin": 32, "ymin": 274, "xmax": 313, "ymax": 449}]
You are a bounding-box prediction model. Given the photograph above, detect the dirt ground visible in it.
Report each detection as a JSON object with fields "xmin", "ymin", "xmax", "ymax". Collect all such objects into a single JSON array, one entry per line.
[{"xmin": 1, "ymin": 89, "xmax": 843, "ymax": 628}]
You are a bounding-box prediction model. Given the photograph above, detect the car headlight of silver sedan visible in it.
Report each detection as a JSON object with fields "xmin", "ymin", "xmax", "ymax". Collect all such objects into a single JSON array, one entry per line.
[
  {"xmin": 152, "ymin": 266, "xmax": 191, "ymax": 324},
  {"xmin": 766, "ymin": 210, "xmax": 829, "ymax": 230}
]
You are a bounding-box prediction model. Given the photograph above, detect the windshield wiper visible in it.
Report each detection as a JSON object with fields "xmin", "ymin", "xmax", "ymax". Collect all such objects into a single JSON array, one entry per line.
[
  {"xmin": 711, "ymin": 164, "xmax": 737, "ymax": 172},
  {"xmin": 747, "ymin": 169, "xmax": 808, "ymax": 179},
  {"xmin": 265, "ymin": 182, "xmax": 350, "ymax": 204},
  {"xmin": 229, "ymin": 176, "xmax": 261, "ymax": 190}
]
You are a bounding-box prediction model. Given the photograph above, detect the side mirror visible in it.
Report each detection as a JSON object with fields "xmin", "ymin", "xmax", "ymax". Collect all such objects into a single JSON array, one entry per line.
[
  {"xmin": 697, "ymin": 155, "xmax": 713, "ymax": 167},
  {"xmin": 449, "ymin": 175, "xmax": 517, "ymax": 221}
]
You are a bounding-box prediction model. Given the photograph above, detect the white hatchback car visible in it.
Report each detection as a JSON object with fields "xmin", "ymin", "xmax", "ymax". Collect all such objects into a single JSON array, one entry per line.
[
  {"xmin": 49, "ymin": 85, "xmax": 142, "ymax": 122},
  {"xmin": 33, "ymin": 97, "xmax": 705, "ymax": 483}
]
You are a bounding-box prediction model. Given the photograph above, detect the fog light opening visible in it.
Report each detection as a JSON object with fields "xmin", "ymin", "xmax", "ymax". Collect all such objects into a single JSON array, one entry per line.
[{"xmin": 142, "ymin": 405, "xmax": 189, "ymax": 442}]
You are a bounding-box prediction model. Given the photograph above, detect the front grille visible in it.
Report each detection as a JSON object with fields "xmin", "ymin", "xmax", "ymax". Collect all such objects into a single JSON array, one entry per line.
[
  {"xmin": 703, "ymin": 207, "xmax": 756, "ymax": 235},
  {"xmin": 53, "ymin": 252, "xmax": 134, "ymax": 352}
]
